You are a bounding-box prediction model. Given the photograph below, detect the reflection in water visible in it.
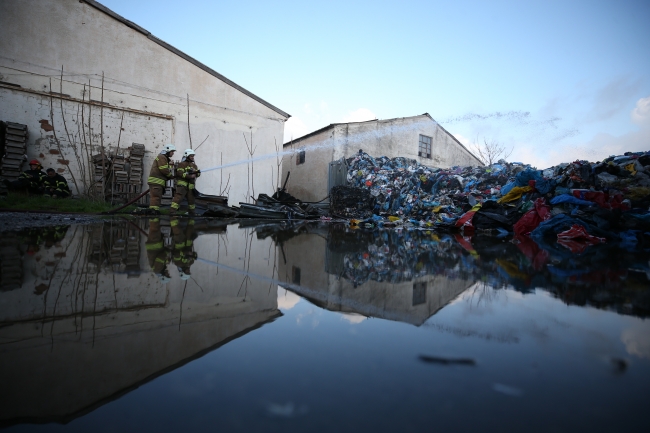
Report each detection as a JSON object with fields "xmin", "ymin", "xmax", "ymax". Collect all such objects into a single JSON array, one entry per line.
[
  {"xmin": 271, "ymin": 223, "xmax": 650, "ymax": 324},
  {"xmin": 0, "ymin": 218, "xmax": 280, "ymax": 426},
  {"xmin": 0, "ymin": 219, "xmax": 649, "ymax": 430}
]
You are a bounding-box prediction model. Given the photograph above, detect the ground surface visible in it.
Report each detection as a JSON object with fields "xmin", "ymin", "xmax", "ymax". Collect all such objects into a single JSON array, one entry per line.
[{"xmin": 0, "ymin": 211, "xmax": 105, "ymax": 232}]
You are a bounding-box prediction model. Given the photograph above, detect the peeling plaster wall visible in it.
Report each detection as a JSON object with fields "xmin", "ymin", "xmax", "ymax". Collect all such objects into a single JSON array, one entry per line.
[
  {"xmin": 281, "ymin": 115, "xmax": 481, "ymax": 202},
  {"xmin": 0, "ymin": 88, "xmax": 173, "ymax": 195},
  {"xmin": 0, "ymin": 0, "xmax": 287, "ymax": 200}
]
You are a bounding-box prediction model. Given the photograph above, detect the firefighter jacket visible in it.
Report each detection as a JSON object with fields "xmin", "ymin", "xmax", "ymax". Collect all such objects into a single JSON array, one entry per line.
[
  {"xmin": 146, "ymin": 219, "xmax": 170, "ymax": 274},
  {"xmin": 171, "ymin": 218, "xmax": 197, "ymax": 268},
  {"xmin": 20, "ymin": 169, "xmax": 46, "ymax": 189},
  {"xmin": 147, "ymin": 153, "xmax": 174, "ymax": 186},
  {"xmin": 175, "ymin": 160, "xmax": 200, "ymax": 189},
  {"xmin": 43, "ymin": 174, "xmax": 70, "ymax": 196}
]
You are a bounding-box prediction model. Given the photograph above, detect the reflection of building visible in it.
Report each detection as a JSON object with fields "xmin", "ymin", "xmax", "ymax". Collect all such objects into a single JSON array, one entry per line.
[
  {"xmin": 278, "ymin": 226, "xmax": 475, "ymax": 326},
  {"xmin": 0, "ymin": 220, "xmax": 280, "ymax": 426}
]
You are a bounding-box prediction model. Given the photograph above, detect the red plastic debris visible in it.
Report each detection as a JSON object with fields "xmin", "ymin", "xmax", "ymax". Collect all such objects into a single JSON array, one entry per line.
[
  {"xmin": 513, "ymin": 198, "xmax": 551, "ymax": 236},
  {"xmin": 557, "ymin": 224, "xmax": 606, "ymax": 253}
]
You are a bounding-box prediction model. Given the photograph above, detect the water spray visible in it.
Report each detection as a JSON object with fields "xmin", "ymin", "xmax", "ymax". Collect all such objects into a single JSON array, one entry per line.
[{"xmin": 199, "ymin": 119, "xmax": 433, "ymax": 173}]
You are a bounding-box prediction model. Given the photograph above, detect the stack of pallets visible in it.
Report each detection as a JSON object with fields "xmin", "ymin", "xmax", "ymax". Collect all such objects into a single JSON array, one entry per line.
[
  {"xmin": 0, "ymin": 235, "xmax": 22, "ymax": 291},
  {"xmin": 91, "ymin": 153, "xmax": 111, "ymax": 198},
  {"xmin": 110, "ymin": 153, "xmax": 129, "ymax": 203},
  {"xmin": 125, "ymin": 230, "xmax": 141, "ymax": 275},
  {"xmin": 129, "ymin": 143, "xmax": 145, "ymax": 203},
  {"xmin": 0, "ymin": 122, "xmax": 28, "ymax": 195},
  {"xmin": 112, "ymin": 154, "xmax": 128, "ymax": 184},
  {"xmin": 110, "ymin": 237, "xmax": 127, "ymax": 271},
  {"xmin": 107, "ymin": 223, "xmax": 142, "ymax": 275},
  {"xmin": 89, "ymin": 225, "xmax": 105, "ymax": 266}
]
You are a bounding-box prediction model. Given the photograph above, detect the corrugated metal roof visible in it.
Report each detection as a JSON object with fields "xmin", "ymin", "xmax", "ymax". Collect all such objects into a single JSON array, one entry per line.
[{"xmin": 81, "ymin": 0, "xmax": 290, "ymax": 119}]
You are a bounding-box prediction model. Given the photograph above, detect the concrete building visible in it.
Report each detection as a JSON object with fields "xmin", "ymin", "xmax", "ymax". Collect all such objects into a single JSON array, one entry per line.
[
  {"xmin": 0, "ymin": 0, "xmax": 289, "ymax": 202},
  {"xmin": 281, "ymin": 114, "xmax": 481, "ymax": 202}
]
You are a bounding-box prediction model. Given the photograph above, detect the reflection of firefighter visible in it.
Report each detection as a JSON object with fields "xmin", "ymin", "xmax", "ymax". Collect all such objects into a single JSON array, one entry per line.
[
  {"xmin": 145, "ymin": 218, "xmax": 171, "ymax": 283},
  {"xmin": 171, "ymin": 217, "xmax": 197, "ymax": 280},
  {"xmin": 42, "ymin": 225, "xmax": 69, "ymax": 248}
]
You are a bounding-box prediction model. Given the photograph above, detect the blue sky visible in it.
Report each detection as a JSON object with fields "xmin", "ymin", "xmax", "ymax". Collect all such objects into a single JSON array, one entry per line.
[{"xmin": 100, "ymin": 0, "xmax": 650, "ymax": 168}]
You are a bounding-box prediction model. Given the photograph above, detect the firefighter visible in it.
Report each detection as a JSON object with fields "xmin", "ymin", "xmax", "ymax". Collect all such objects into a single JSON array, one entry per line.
[
  {"xmin": 170, "ymin": 217, "xmax": 197, "ymax": 280},
  {"xmin": 145, "ymin": 217, "xmax": 171, "ymax": 284},
  {"xmin": 171, "ymin": 148, "xmax": 200, "ymax": 216},
  {"xmin": 4, "ymin": 159, "xmax": 47, "ymax": 194},
  {"xmin": 146, "ymin": 144, "xmax": 176, "ymax": 215},
  {"xmin": 43, "ymin": 168, "xmax": 71, "ymax": 198}
]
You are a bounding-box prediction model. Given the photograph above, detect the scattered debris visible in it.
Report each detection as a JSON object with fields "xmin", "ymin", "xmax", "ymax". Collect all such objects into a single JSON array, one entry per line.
[
  {"xmin": 418, "ymin": 355, "xmax": 476, "ymax": 366},
  {"xmin": 338, "ymin": 150, "xmax": 650, "ymax": 253}
]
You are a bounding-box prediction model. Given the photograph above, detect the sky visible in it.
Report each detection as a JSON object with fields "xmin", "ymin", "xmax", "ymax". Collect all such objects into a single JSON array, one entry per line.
[{"xmin": 99, "ymin": 0, "xmax": 650, "ymax": 169}]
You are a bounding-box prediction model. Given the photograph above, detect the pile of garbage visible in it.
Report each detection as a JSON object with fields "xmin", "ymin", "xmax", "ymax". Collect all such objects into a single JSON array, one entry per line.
[
  {"xmin": 321, "ymin": 222, "xmax": 650, "ymax": 317},
  {"xmin": 202, "ymin": 193, "xmax": 327, "ymax": 220},
  {"xmin": 340, "ymin": 150, "xmax": 650, "ymax": 250}
]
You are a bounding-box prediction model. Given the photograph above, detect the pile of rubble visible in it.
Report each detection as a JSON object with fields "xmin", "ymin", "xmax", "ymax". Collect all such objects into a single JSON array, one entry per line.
[{"xmin": 338, "ymin": 150, "xmax": 650, "ymax": 250}]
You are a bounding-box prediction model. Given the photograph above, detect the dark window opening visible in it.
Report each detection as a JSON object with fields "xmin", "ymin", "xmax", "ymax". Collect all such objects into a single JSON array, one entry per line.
[
  {"xmin": 296, "ymin": 150, "xmax": 305, "ymax": 165},
  {"xmin": 418, "ymin": 134, "xmax": 432, "ymax": 159},
  {"xmin": 413, "ymin": 281, "xmax": 427, "ymax": 305},
  {"xmin": 292, "ymin": 266, "xmax": 301, "ymax": 285}
]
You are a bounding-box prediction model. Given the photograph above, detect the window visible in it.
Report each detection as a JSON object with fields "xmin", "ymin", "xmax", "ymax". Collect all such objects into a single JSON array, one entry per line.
[
  {"xmin": 296, "ymin": 150, "xmax": 305, "ymax": 165},
  {"xmin": 292, "ymin": 266, "xmax": 301, "ymax": 285},
  {"xmin": 413, "ymin": 281, "xmax": 427, "ymax": 306},
  {"xmin": 418, "ymin": 135, "xmax": 432, "ymax": 159}
]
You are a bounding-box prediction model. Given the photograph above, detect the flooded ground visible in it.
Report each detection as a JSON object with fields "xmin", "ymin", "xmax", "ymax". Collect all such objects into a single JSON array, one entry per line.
[{"xmin": 1, "ymin": 217, "xmax": 649, "ymax": 432}]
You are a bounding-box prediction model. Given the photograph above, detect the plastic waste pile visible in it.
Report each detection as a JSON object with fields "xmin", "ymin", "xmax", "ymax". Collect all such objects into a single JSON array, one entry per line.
[
  {"xmin": 323, "ymin": 223, "xmax": 650, "ymax": 317},
  {"xmin": 331, "ymin": 228, "xmax": 484, "ymax": 287},
  {"xmin": 341, "ymin": 150, "xmax": 650, "ymax": 252}
]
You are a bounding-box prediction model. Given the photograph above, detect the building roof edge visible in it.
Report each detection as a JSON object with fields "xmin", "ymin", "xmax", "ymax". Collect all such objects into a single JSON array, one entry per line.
[{"xmin": 81, "ymin": 0, "xmax": 290, "ymax": 119}]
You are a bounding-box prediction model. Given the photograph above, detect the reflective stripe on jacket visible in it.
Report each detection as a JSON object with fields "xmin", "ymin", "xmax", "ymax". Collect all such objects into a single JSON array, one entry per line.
[
  {"xmin": 44, "ymin": 174, "xmax": 70, "ymax": 194},
  {"xmin": 20, "ymin": 169, "xmax": 47, "ymax": 187},
  {"xmin": 148, "ymin": 154, "xmax": 174, "ymax": 186},
  {"xmin": 175, "ymin": 161, "xmax": 200, "ymax": 189}
]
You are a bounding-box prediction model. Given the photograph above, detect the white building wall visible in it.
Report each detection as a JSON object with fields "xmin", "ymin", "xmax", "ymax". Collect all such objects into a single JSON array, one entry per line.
[
  {"xmin": 0, "ymin": 0, "xmax": 288, "ymax": 201},
  {"xmin": 282, "ymin": 115, "xmax": 481, "ymax": 202}
]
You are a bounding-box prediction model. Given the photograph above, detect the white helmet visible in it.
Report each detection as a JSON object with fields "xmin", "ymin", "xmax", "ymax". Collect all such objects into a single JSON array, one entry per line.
[
  {"xmin": 183, "ymin": 149, "xmax": 196, "ymax": 158},
  {"xmin": 162, "ymin": 144, "xmax": 177, "ymax": 153},
  {"xmin": 179, "ymin": 270, "xmax": 191, "ymax": 281}
]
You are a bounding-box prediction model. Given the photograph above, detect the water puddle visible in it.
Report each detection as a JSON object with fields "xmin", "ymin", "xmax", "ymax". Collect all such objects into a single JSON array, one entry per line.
[{"xmin": 1, "ymin": 218, "xmax": 648, "ymax": 431}]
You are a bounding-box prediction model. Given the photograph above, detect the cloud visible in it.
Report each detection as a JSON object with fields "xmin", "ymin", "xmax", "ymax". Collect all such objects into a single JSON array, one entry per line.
[
  {"xmin": 283, "ymin": 116, "xmax": 311, "ymax": 142},
  {"xmin": 584, "ymin": 77, "xmax": 643, "ymax": 123},
  {"xmin": 277, "ymin": 287, "xmax": 301, "ymax": 310},
  {"xmin": 340, "ymin": 108, "xmax": 376, "ymax": 123},
  {"xmin": 621, "ymin": 325, "xmax": 650, "ymax": 359},
  {"xmin": 340, "ymin": 312, "xmax": 367, "ymax": 324},
  {"xmin": 510, "ymin": 123, "xmax": 650, "ymax": 169},
  {"xmin": 453, "ymin": 133, "xmax": 473, "ymax": 148},
  {"xmin": 632, "ymin": 96, "xmax": 650, "ymax": 126},
  {"xmin": 502, "ymin": 96, "xmax": 650, "ymax": 169}
]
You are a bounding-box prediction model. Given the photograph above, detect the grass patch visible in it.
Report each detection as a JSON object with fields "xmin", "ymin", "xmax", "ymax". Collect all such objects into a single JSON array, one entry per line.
[{"xmin": 0, "ymin": 193, "xmax": 136, "ymax": 214}]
